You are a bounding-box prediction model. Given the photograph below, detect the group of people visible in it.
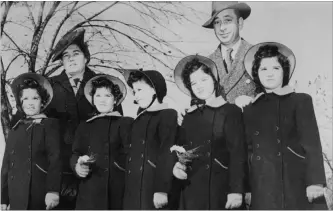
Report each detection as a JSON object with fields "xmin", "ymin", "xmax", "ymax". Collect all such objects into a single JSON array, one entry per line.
[{"xmin": 1, "ymin": 1, "xmax": 329, "ymax": 210}]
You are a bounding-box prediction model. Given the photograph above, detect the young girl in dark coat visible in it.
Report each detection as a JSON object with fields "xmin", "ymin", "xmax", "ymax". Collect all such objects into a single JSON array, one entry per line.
[
  {"xmin": 122, "ymin": 70, "xmax": 179, "ymax": 210},
  {"xmin": 242, "ymin": 42, "xmax": 328, "ymax": 210},
  {"xmin": 172, "ymin": 55, "xmax": 248, "ymax": 210},
  {"xmin": 1, "ymin": 73, "xmax": 62, "ymax": 210},
  {"xmin": 70, "ymin": 75, "xmax": 132, "ymax": 210}
]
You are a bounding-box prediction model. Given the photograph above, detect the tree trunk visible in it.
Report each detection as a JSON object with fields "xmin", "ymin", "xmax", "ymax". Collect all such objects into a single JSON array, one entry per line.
[{"xmin": 0, "ymin": 58, "xmax": 12, "ymax": 142}]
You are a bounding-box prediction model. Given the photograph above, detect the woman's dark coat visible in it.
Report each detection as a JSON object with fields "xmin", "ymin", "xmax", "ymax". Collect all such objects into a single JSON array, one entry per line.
[
  {"xmin": 70, "ymin": 113, "xmax": 133, "ymax": 210},
  {"xmin": 123, "ymin": 103, "xmax": 178, "ymax": 210},
  {"xmin": 243, "ymin": 88, "xmax": 327, "ymax": 210},
  {"xmin": 1, "ymin": 118, "xmax": 62, "ymax": 210},
  {"xmin": 177, "ymin": 96, "xmax": 248, "ymax": 210}
]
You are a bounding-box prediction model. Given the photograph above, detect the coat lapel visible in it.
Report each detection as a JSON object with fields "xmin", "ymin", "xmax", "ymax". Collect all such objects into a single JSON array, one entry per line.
[
  {"xmin": 54, "ymin": 71, "xmax": 75, "ymax": 95},
  {"xmin": 209, "ymin": 45, "xmax": 227, "ymax": 83},
  {"xmin": 221, "ymin": 39, "xmax": 252, "ymax": 94},
  {"xmin": 76, "ymin": 67, "xmax": 95, "ymax": 101}
]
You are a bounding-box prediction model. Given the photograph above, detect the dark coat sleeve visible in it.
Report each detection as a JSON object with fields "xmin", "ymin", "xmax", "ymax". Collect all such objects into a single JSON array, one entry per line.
[
  {"xmin": 44, "ymin": 119, "xmax": 62, "ymax": 193},
  {"xmin": 154, "ymin": 109, "xmax": 178, "ymax": 193},
  {"xmin": 295, "ymin": 94, "xmax": 327, "ymax": 186},
  {"xmin": 224, "ymin": 105, "xmax": 247, "ymax": 193},
  {"xmin": 70, "ymin": 122, "xmax": 88, "ymax": 175},
  {"xmin": 1, "ymin": 133, "xmax": 11, "ymax": 204},
  {"xmin": 118, "ymin": 117, "xmax": 134, "ymax": 169}
]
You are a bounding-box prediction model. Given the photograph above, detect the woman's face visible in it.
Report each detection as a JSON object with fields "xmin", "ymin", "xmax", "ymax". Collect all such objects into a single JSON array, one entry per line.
[
  {"xmin": 20, "ymin": 88, "xmax": 42, "ymax": 116},
  {"xmin": 190, "ymin": 68, "xmax": 215, "ymax": 100},
  {"xmin": 93, "ymin": 87, "xmax": 115, "ymax": 113},
  {"xmin": 132, "ymin": 80, "xmax": 156, "ymax": 109},
  {"xmin": 258, "ymin": 57, "xmax": 284, "ymax": 91}
]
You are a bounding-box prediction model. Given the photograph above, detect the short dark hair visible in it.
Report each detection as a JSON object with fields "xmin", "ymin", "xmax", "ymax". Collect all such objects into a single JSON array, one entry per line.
[
  {"xmin": 181, "ymin": 58, "xmax": 225, "ymax": 99},
  {"xmin": 90, "ymin": 77, "xmax": 123, "ymax": 106},
  {"xmin": 17, "ymin": 78, "xmax": 49, "ymax": 113},
  {"xmin": 252, "ymin": 44, "xmax": 291, "ymax": 93}
]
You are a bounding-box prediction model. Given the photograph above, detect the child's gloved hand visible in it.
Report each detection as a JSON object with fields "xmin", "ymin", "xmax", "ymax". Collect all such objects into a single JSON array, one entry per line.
[
  {"xmin": 153, "ymin": 192, "xmax": 168, "ymax": 209},
  {"xmin": 225, "ymin": 193, "xmax": 242, "ymax": 209},
  {"xmin": 75, "ymin": 155, "xmax": 91, "ymax": 178},
  {"xmin": 173, "ymin": 162, "xmax": 187, "ymax": 180},
  {"xmin": 45, "ymin": 192, "xmax": 59, "ymax": 210},
  {"xmin": 1, "ymin": 204, "xmax": 10, "ymax": 210},
  {"xmin": 307, "ymin": 184, "xmax": 324, "ymax": 202},
  {"xmin": 177, "ymin": 109, "xmax": 186, "ymax": 126}
]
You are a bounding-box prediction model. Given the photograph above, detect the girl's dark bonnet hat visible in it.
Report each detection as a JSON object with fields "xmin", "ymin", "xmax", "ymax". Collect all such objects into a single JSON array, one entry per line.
[
  {"xmin": 52, "ymin": 28, "xmax": 90, "ymax": 63},
  {"xmin": 174, "ymin": 54, "xmax": 219, "ymax": 96},
  {"xmin": 244, "ymin": 42, "xmax": 296, "ymax": 79},
  {"xmin": 11, "ymin": 73, "xmax": 53, "ymax": 111},
  {"xmin": 84, "ymin": 74, "xmax": 127, "ymax": 106},
  {"xmin": 124, "ymin": 69, "xmax": 167, "ymax": 103}
]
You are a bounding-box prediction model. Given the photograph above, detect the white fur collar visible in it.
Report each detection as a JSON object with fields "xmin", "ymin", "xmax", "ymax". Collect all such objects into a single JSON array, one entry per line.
[
  {"xmin": 86, "ymin": 111, "xmax": 122, "ymax": 123},
  {"xmin": 252, "ymin": 85, "xmax": 295, "ymax": 103},
  {"xmin": 187, "ymin": 96, "xmax": 227, "ymax": 113},
  {"xmin": 12, "ymin": 113, "xmax": 47, "ymax": 129},
  {"xmin": 136, "ymin": 103, "xmax": 169, "ymax": 120}
]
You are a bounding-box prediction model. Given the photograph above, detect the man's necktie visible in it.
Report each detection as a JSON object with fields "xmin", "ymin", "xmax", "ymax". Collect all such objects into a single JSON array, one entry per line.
[
  {"xmin": 225, "ymin": 48, "xmax": 233, "ymax": 73},
  {"xmin": 74, "ymin": 78, "xmax": 80, "ymax": 86}
]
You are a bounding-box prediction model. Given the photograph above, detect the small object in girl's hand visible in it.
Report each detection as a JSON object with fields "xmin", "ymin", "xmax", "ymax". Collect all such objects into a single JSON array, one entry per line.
[
  {"xmin": 79, "ymin": 153, "xmax": 97, "ymax": 165},
  {"xmin": 170, "ymin": 145, "xmax": 202, "ymax": 165}
]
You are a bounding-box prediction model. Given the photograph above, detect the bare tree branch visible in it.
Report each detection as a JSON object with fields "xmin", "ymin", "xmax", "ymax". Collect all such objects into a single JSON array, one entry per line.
[
  {"xmin": 29, "ymin": 1, "xmax": 60, "ymax": 72},
  {"xmin": 41, "ymin": 1, "xmax": 79, "ymax": 75},
  {"xmin": 3, "ymin": 31, "xmax": 30, "ymax": 56},
  {"xmin": 0, "ymin": 1, "xmax": 13, "ymax": 38},
  {"xmin": 44, "ymin": 63, "xmax": 63, "ymax": 77},
  {"xmin": 0, "ymin": 56, "xmax": 12, "ymax": 141},
  {"xmin": 36, "ymin": 1, "xmax": 46, "ymax": 28},
  {"xmin": 4, "ymin": 54, "xmax": 25, "ymax": 74},
  {"xmin": 23, "ymin": 2, "xmax": 36, "ymax": 29}
]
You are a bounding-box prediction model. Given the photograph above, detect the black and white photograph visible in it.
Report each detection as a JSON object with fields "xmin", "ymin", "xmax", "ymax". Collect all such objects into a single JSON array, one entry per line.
[{"xmin": 0, "ymin": 1, "xmax": 332, "ymax": 210}]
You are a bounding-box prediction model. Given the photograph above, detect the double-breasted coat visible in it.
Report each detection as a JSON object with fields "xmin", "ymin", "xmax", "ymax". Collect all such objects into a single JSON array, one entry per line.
[
  {"xmin": 70, "ymin": 112, "xmax": 133, "ymax": 209},
  {"xmin": 243, "ymin": 87, "xmax": 327, "ymax": 210},
  {"xmin": 1, "ymin": 117, "xmax": 62, "ymax": 210},
  {"xmin": 123, "ymin": 103, "xmax": 178, "ymax": 210},
  {"xmin": 178, "ymin": 96, "xmax": 247, "ymax": 210},
  {"xmin": 209, "ymin": 39, "xmax": 257, "ymax": 103}
]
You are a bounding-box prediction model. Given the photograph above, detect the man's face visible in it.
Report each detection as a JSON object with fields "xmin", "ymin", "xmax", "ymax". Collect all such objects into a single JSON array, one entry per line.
[
  {"xmin": 61, "ymin": 44, "xmax": 87, "ymax": 75},
  {"xmin": 213, "ymin": 9, "xmax": 243, "ymax": 47}
]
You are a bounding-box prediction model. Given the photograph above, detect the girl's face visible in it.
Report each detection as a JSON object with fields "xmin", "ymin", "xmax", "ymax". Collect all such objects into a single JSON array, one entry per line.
[
  {"xmin": 258, "ymin": 57, "xmax": 284, "ymax": 91},
  {"xmin": 190, "ymin": 68, "xmax": 215, "ymax": 100},
  {"xmin": 20, "ymin": 88, "xmax": 42, "ymax": 116},
  {"xmin": 93, "ymin": 87, "xmax": 115, "ymax": 113},
  {"xmin": 132, "ymin": 80, "xmax": 156, "ymax": 109}
]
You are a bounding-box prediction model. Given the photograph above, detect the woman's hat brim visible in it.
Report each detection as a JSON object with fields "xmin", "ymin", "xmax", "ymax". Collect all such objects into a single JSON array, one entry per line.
[
  {"xmin": 244, "ymin": 42, "xmax": 296, "ymax": 80},
  {"xmin": 11, "ymin": 73, "xmax": 53, "ymax": 111},
  {"xmin": 174, "ymin": 55, "xmax": 218, "ymax": 96},
  {"xmin": 84, "ymin": 75, "xmax": 127, "ymax": 106}
]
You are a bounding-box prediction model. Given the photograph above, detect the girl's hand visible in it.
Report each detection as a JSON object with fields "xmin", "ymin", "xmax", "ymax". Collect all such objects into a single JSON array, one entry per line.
[
  {"xmin": 153, "ymin": 192, "xmax": 168, "ymax": 209},
  {"xmin": 177, "ymin": 109, "xmax": 186, "ymax": 126},
  {"xmin": 225, "ymin": 193, "xmax": 242, "ymax": 209},
  {"xmin": 75, "ymin": 156, "xmax": 91, "ymax": 178},
  {"xmin": 1, "ymin": 204, "xmax": 10, "ymax": 210},
  {"xmin": 45, "ymin": 192, "xmax": 59, "ymax": 210},
  {"xmin": 173, "ymin": 162, "xmax": 187, "ymax": 180},
  {"xmin": 307, "ymin": 184, "xmax": 324, "ymax": 202}
]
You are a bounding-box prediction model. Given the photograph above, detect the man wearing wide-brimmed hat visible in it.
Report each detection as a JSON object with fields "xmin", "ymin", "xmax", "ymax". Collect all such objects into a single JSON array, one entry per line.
[
  {"xmin": 45, "ymin": 28, "xmax": 123, "ymax": 209},
  {"xmin": 203, "ymin": 1, "xmax": 257, "ymax": 105}
]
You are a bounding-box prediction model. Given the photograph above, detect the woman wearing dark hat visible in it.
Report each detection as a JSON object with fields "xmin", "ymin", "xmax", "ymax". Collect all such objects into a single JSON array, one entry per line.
[
  {"xmin": 70, "ymin": 74, "xmax": 132, "ymax": 210},
  {"xmin": 1, "ymin": 73, "xmax": 62, "ymax": 210},
  {"xmin": 45, "ymin": 28, "xmax": 123, "ymax": 209},
  {"xmin": 172, "ymin": 55, "xmax": 248, "ymax": 210},
  {"xmin": 122, "ymin": 70, "xmax": 179, "ymax": 210},
  {"xmin": 242, "ymin": 42, "xmax": 327, "ymax": 209}
]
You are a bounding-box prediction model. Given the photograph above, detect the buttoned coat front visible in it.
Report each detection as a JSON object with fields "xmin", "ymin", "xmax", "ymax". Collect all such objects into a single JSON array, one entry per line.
[
  {"xmin": 209, "ymin": 39, "xmax": 257, "ymax": 103},
  {"xmin": 123, "ymin": 104, "xmax": 178, "ymax": 210},
  {"xmin": 1, "ymin": 118, "xmax": 62, "ymax": 210},
  {"xmin": 243, "ymin": 92, "xmax": 327, "ymax": 210},
  {"xmin": 70, "ymin": 114, "xmax": 133, "ymax": 209},
  {"xmin": 178, "ymin": 97, "xmax": 247, "ymax": 210}
]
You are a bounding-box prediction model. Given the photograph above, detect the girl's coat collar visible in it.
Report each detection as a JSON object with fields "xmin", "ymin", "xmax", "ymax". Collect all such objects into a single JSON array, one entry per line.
[
  {"xmin": 86, "ymin": 111, "xmax": 122, "ymax": 122},
  {"xmin": 252, "ymin": 85, "xmax": 295, "ymax": 103},
  {"xmin": 135, "ymin": 103, "xmax": 169, "ymax": 120},
  {"xmin": 187, "ymin": 96, "xmax": 227, "ymax": 113},
  {"xmin": 12, "ymin": 113, "xmax": 48, "ymax": 130}
]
